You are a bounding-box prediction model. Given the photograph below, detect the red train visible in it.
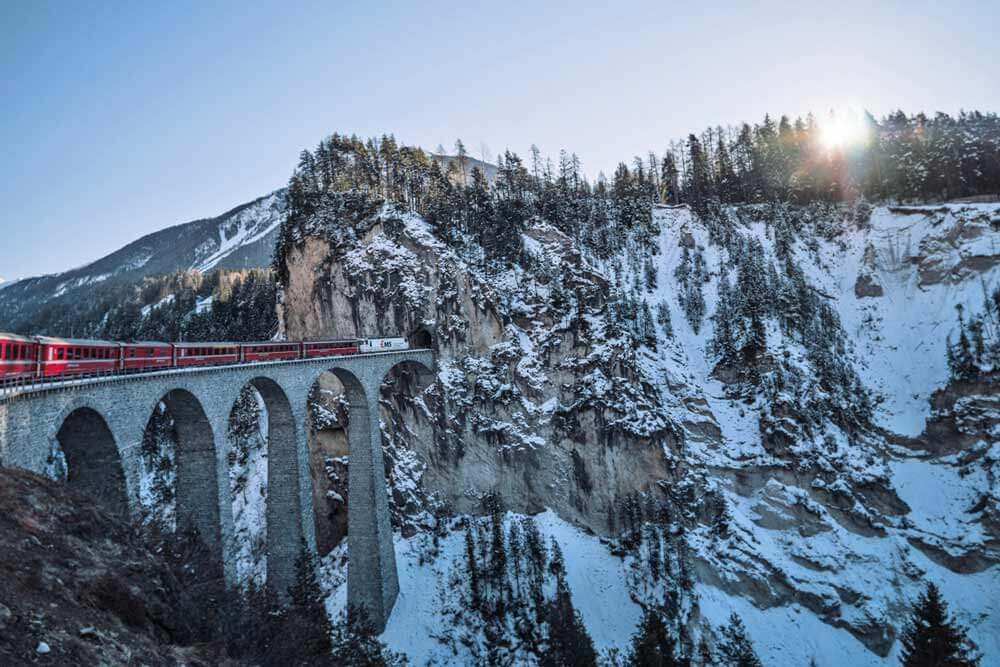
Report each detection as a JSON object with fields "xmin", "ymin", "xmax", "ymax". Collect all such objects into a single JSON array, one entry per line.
[{"xmin": 0, "ymin": 334, "xmax": 408, "ymax": 383}]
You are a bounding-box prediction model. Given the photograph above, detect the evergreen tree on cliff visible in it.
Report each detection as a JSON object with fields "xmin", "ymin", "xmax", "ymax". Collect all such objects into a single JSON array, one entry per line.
[
  {"xmin": 329, "ymin": 607, "xmax": 406, "ymax": 667},
  {"xmin": 628, "ymin": 608, "xmax": 679, "ymax": 666},
  {"xmin": 899, "ymin": 582, "xmax": 979, "ymax": 667},
  {"xmin": 283, "ymin": 538, "xmax": 333, "ymax": 658},
  {"xmin": 541, "ymin": 580, "xmax": 597, "ymax": 666},
  {"xmin": 719, "ymin": 613, "xmax": 762, "ymax": 667}
]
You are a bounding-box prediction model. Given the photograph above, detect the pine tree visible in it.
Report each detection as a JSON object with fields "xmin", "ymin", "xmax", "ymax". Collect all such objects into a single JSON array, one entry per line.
[
  {"xmin": 541, "ymin": 561, "xmax": 597, "ymax": 667},
  {"xmin": 697, "ymin": 635, "xmax": 714, "ymax": 666},
  {"xmin": 656, "ymin": 300, "xmax": 674, "ymax": 338},
  {"xmin": 464, "ymin": 523, "xmax": 481, "ymax": 610},
  {"xmin": 329, "ymin": 606, "xmax": 406, "ymax": 666},
  {"xmin": 629, "ymin": 608, "xmax": 678, "ymax": 667},
  {"xmin": 719, "ymin": 613, "xmax": 762, "ymax": 667},
  {"xmin": 948, "ymin": 306, "xmax": 979, "ymax": 381},
  {"xmin": 282, "ymin": 538, "xmax": 333, "ymax": 659},
  {"xmin": 489, "ymin": 501, "xmax": 508, "ymax": 617},
  {"xmin": 899, "ymin": 582, "xmax": 980, "ymax": 667}
]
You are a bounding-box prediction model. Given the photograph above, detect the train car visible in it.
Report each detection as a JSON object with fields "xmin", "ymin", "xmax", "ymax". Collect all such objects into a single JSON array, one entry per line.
[
  {"xmin": 122, "ymin": 341, "xmax": 174, "ymax": 371},
  {"xmin": 0, "ymin": 333, "xmax": 40, "ymax": 380},
  {"xmin": 358, "ymin": 337, "xmax": 408, "ymax": 353},
  {"xmin": 303, "ymin": 339, "xmax": 360, "ymax": 358},
  {"xmin": 242, "ymin": 341, "xmax": 302, "ymax": 363},
  {"xmin": 37, "ymin": 336, "xmax": 121, "ymax": 378},
  {"xmin": 173, "ymin": 342, "xmax": 240, "ymax": 367}
]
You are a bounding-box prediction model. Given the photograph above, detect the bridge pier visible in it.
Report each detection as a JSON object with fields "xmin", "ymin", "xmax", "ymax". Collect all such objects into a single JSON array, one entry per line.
[{"xmin": 346, "ymin": 388, "xmax": 400, "ymax": 627}]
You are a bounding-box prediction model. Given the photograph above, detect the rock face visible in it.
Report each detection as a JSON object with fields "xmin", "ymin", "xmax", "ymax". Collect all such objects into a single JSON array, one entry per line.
[
  {"xmin": 280, "ymin": 205, "xmax": 677, "ymax": 538},
  {"xmin": 854, "ymin": 244, "xmax": 884, "ymax": 297},
  {"xmin": 278, "ymin": 200, "xmax": 1000, "ymax": 660}
]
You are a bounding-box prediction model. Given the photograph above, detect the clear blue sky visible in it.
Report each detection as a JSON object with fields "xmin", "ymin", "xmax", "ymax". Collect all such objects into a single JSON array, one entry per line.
[{"xmin": 2, "ymin": 0, "xmax": 998, "ymax": 280}]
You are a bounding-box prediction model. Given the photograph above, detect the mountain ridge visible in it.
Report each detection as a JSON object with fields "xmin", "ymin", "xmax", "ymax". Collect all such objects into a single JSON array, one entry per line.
[{"xmin": 0, "ymin": 189, "xmax": 287, "ymax": 332}]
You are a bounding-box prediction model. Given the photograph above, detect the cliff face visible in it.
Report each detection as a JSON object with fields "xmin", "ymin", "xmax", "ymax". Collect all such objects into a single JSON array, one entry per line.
[
  {"xmin": 281, "ymin": 204, "xmax": 678, "ymax": 538},
  {"xmin": 278, "ymin": 199, "xmax": 1000, "ymax": 659}
]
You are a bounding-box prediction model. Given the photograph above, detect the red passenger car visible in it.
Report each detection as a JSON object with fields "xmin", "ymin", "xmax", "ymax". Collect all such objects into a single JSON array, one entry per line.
[
  {"xmin": 303, "ymin": 339, "xmax": 359, "ymax": 358},
  {"xmin": 122, "ymin": 341, "xmax": 173, "ymax": 371},
  {"xmin": 0, "ymin": 333, "xmax": 40, "ymax": 380},
  {"xmin": 173, "ymin": 342, "xmax": 240, "ymax": 367},
  {"xmin": 38, "ymin": 336, "xmax": 120, "ymax": 378},
  {"xmin": 242, "ymin": 341, "xmax": 302, "ymax": 363}
]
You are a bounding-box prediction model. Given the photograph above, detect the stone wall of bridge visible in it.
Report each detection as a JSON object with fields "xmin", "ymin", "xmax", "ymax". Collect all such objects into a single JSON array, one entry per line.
[{"xmin": 0, "ymin": 349, "xmax": 433, "ymax": 630}]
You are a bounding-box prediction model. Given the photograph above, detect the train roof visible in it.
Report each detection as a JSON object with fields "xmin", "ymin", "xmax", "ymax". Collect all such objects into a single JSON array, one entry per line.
[
  {"xmin": 172, "ymin": 341, "xmax": 240, "ymax": 347},
  {"xmin": 0, "ymin": 332, "xmax": 37, "ymax": 343},
  {"xmin": 122, "ymin": 340, "xmax": 171, "ymax": 347},
  {"xmin": 35, "ymin": 336, "xmax": 121, "ymax": 347}
]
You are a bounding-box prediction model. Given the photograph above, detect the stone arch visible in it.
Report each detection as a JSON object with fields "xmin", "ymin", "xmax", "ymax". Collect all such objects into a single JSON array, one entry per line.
[
  {"xmin": 55, "ymin": 405, "xmax": 128, "ymax": 516},
  {"xmin": 156, "ymin": 389, "xmax": 222, "ymax": 562},
  {"xmin": 228, "ymin": 376, "xmax": 302, "ymax": 596},
  {"xmin": 307, "ymin": 365, "xmax": 397, "ymax": 629}
]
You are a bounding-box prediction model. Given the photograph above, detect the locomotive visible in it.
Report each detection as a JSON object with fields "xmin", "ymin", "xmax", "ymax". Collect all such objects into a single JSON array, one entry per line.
[{"xmin": 0, "ymin": 334, "xmax": 409, "ymax": 382}]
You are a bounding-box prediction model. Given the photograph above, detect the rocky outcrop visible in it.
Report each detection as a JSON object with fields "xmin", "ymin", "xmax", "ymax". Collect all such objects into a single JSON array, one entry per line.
[
  {"xmin": 279, "ymin": 204, "xmax": 678, "ymax": 538},
  {"xmin": 920, "ymin": 371, "xmax": 1000, "ymax": 456},
  {"xmin": 855, "ymin": 243, "xmax": 884, "ymax": 297},
  {"xmin": 911, "ymin": 207, "xmax": 1000, "ymax": 287}
]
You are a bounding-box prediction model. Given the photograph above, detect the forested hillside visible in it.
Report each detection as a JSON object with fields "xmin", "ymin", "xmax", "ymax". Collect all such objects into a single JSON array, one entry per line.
[{"xmin": 8, "ymin": 268, "xmax": 278, "ymax": 342}]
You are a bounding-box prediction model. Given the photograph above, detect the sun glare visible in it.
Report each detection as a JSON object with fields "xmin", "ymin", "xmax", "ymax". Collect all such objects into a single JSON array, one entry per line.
[{"xmin": 819, "ymin": 111, "xmax": 868, "ymax": 150}]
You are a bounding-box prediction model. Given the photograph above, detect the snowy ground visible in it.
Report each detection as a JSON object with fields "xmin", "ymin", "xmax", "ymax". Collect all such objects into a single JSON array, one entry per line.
[{"xmin": 325, "ymin": 510, "xmax": 643, "ymax": 665}]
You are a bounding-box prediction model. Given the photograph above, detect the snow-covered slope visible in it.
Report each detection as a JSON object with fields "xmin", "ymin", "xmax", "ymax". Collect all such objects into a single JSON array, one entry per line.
[
  {"xmin": 635, "ymin": 203, "xmax": 1000, "ymax": 662},
  {"xmin": 811, "ymin": 204, "xmax": 1000, "ymax": 436}
]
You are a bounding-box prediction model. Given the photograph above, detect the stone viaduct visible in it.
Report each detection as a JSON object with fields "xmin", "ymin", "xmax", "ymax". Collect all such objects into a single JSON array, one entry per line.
[{"xmin": 0, "ymin": 348, "xmax": 434, "ymax": 630}]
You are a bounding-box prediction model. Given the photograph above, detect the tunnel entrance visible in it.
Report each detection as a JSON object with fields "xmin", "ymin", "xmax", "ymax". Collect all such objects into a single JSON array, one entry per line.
[{"xmin": 407, "ymin": 327, "xmax": 434, "ymax": 350}]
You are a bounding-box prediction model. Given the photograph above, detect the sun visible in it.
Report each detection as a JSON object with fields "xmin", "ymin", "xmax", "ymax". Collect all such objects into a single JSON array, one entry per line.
[{"xmin": 819, "ymin": 111, "xmax": 868, "ymax": 150}]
